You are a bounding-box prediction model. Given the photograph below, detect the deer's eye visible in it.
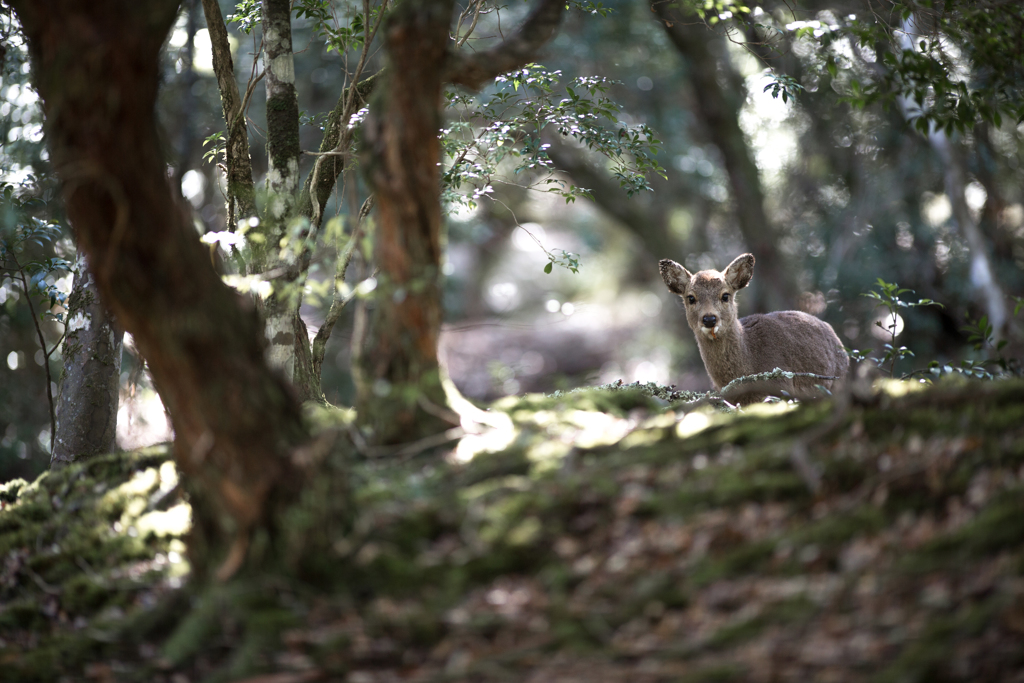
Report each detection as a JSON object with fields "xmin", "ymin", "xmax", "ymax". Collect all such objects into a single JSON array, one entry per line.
[
  {"xmin": 721, "ymin": 293, "xmax": 730, "ymax": 303},
  {"xmin": 686, "ymin": 295, "xmax": 696, "ymax": 305}
]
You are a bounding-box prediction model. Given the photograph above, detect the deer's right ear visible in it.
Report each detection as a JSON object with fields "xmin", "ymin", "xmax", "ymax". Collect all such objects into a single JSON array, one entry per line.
[{"xmin": 659, "ymin": 259, "xmax": 692, "ymax": 295}]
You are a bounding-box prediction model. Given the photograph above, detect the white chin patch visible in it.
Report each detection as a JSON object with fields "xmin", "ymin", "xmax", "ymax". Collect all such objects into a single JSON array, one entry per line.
[{"xmin": 700, "ymin": 325, "xmax": 721, "ymax": 340}]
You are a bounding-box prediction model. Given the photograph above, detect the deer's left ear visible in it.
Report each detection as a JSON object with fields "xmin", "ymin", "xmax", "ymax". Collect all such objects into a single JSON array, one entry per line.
[
  {"xmin": 659, "ymin": 259, "xmax": 692, "ymax": 295},
  {"xmin": 723, "ymin": 253, "xmax": 754, "ymax": 290}
]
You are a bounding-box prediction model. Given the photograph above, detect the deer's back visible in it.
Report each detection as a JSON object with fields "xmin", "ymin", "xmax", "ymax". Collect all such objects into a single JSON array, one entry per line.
[{"xmin": 741, "ymin": 311, "xmax": 847, "ymax": 375}]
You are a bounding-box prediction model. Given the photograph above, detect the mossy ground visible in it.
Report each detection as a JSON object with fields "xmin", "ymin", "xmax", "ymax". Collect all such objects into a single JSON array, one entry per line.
[{"xmin": 2, "ymin": 377, "xmax": 1024, "ymax": 681}]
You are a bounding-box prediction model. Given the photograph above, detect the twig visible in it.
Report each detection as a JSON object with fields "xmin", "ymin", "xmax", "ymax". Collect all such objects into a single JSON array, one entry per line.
[
  {"xmin": 9, "ymin": 250, "xmax": 60, "ymax": 452},
  {"xmin": 311, "ymin": 196, "xmax": 376, "ymax": 381},
  {"xmin": 26, "ymin": 566, "xmax": 61, "ymax": 596},
  {"xmin": 718, "ymin": 368, "xmax": 838, "ymax": 398}
]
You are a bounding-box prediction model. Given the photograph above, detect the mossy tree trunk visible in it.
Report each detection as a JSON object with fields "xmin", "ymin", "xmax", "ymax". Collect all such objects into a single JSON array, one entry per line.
[
  {"xmin": 200, "ymin": 0, "xmax": 257, "ymax": 227},
  {"xmin": 51, "ymin": 254, "xmax": 122, "ymax": 469},
  {"xmin": 11, "ymin": 0, "xmax": 310, "ymax": 578},
  {"xmin": 355, "ymin": 0, "xmax": 565, "ymax": 445}
]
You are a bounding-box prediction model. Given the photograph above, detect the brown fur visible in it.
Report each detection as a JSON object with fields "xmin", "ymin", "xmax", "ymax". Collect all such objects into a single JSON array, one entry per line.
[{"xmin": 659, "ymin": 253, "xmax": 849, "ymax": 404}]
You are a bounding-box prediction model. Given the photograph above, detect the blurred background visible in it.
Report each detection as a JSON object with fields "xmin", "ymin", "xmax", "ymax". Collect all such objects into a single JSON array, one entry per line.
[{"xmin": 2, "ymin": 0, "xmax": 1022, "ymax": 481}]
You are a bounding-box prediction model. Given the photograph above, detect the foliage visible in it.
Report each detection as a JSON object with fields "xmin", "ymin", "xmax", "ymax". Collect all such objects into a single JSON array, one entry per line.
[
  {"xmin": 675, "ymin": 0, "xmax": 1024, "ymax": 131},
  {"xmin": 854, "ymin": 279, "xmax": 943, "ymax": 378},
  {"xmin": 0, "ymin": 183, "xmax": 71, "ymax": 452},
  {"xmin": 441, "ymin": 64, "xmax": 665, "ymax": 206}
]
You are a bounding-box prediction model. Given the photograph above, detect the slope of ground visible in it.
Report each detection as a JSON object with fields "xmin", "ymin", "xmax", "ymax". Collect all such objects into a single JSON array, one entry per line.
[{"xmin": 1, "ymin": 377, "xmax": 1023, "ymax": 682}]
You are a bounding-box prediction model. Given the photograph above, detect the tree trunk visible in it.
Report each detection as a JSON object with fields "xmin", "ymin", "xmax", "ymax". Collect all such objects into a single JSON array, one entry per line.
[
  {"xmin": 200, "ymin": 0, "xmax": 258, "ymax": 226},
  {"xmin": 355, "ymin": 0, "xmax": 455, "ymax": 444},
  {"xmin": 896, "ymin": 17, "xmax": 1008, "ymax": 339},
  {"xmin": 653, "ymin": 4, "xmax": 799, "ymax": 312},
  {"xmin": 12, "ymin": 0, "xmax": 310, "ymax": 578},
  {"xmin": 354, "ymin": 0, "xmax": 564, "ymax": 444},
  {"xmin": 51, "ymin": 254, "xmax": 122, "ymax": 469}
]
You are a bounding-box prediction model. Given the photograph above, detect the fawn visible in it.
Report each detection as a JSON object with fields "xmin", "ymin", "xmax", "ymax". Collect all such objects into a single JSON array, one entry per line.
[{"xmin": 659, "ymin": 253, "xmax": 849, "ymax": 404}]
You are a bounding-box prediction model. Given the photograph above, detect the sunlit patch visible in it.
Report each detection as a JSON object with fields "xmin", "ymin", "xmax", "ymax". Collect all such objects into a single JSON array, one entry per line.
[
  {"xmin": 158, "ymin": 460, "xmax": 178, "ymax": 492},
  {"xmin": 453, "ymin": 426, "xmax": 517, "ymax": 464},
  {"xmin": 222, "ymin": 274, "xmax": 273, "ymax": 299},
  {"xmin": 921, "ymin": 192, "xmax": 952, "ymax": 227},
  {"xmin": 871, "ymin": 312, "xmax": 904, "ymax": 340},
  {"xmin": 527, "ymin": 440, "xmax": 572, "ymax": 469},
  {"xmin": 875, "ymin": 378, "xmax": 928, "ymax": 398},
  {"xmin": 565, "ymin": 410, "xmax": 634, "ymax": 449},
  {"xmin": 447, "ymin": 379, "xmax": 518, "ymax": 464},
  {"xmin": 135, "ymin": 503, "xmax": 192, "ymax": 538},
  {"xmin": 511, "ymin": 223, "xmax": 546, "ymax": 251},
  {"xmin": 118, "ymin": 467, "xmax": 159, "ymax": 497},
  {"xmin": 676, "ymin": 411, "xmax": 712, "ymax": 439},
  {"xmin": 117, "ymin": 388, "xmax": 173, "ymax": 450}
]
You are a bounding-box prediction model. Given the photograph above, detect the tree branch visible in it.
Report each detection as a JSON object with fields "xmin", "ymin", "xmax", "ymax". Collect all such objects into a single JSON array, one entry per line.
[
  {"xmin": 311, "ymin": 195, "xmax": 374, "ymax": 382},
  {"xmin": 200, "ymin": 0, "xmax": 257, "ymax": 225},
  {"xmin": 443, "ymin": 0, "xmax": 564, "ymax": 90}
]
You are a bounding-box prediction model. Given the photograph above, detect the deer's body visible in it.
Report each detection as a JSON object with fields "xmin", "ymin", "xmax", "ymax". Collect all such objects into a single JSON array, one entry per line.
[{"xmin": 659, "ymin": 254, "xmax": 848, "ymax": 404}]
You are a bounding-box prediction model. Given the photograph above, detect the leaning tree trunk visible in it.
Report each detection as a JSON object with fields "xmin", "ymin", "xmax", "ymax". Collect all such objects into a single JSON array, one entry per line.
[
  {"xmin": 895, "ymin": 16, "xmax": 1008, "ymax": 340},
  {"xmin": 51, "ymin": 254, "xmax": 122, "ymax": 469},
  {"xmin": 12, "ymin": 0, "xmax": 310, "ymax": 580},
  {"xmin": 653, "ymin": 3, "xmax": 799, "ymax": 312}
]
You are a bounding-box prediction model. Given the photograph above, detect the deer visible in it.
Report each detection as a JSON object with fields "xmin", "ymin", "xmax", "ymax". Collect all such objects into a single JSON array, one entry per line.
[{"xmin": 659, "ymin": 253, "xmax": 849, "ymax": 405}]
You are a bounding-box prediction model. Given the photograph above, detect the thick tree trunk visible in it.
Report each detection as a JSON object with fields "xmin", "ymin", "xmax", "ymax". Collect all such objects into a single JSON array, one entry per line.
[
  {"xmin": 355, "ymin": 0, "xmax": 455, "ymax": 444},
  {"xmin": 51, "ymin": 254, "xmax": 122, "ymax": 469},
  {"xmin": 653, "ymin": 4, "xmax": 799, "ymax": 312},
  {"xmin": 354, "ymin": 0, "xmax": 563, "ymax": 444},
  {"xmin": 12, "ymin": 0, "xmax": 309, "ymax": 578}
]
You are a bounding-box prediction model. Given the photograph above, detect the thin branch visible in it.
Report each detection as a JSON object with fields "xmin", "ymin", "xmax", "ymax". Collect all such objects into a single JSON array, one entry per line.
[
  {"xmin": 306, "ymin": 0, "xmax": 387, "ymax": 230},
  {"xmin": 454, "ymin": 0, "xmax": 488, "ymax": 47},
  {"xmin": 9, "ymin": 250, "xmax": 59, "ymax": 452},
  {"xmin": 444, "ymin": 0, "xmax": 564, "ymax": 91},
  {"xmin": 201, "ymin": 0, "xmax": 258, "ymax": 226},
  {"xmin": 311, "ymin": 195, "xmax": 375, "ymax": 380}
]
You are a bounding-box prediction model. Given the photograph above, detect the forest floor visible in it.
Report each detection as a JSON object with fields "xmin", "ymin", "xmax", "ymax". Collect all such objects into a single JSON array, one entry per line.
[{"xmin": 2, "ymin": 376, "xmax": 1024, "ymax": 682}]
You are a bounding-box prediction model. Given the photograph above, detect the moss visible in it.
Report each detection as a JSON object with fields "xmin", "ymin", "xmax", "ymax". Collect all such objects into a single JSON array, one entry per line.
[
  {"xmin": 0, "ymin": 477, "xmax": 27, "ymax": 504},
  {"xmin": 874, "ymin": 599, "xmax": 1000, "ymax": 683},
  {"xmin": 689, "ymin": 539, "xmax": 777, "ymax": 587},
  {"xmin": 3, "ymin": 379, "xmax": 1024, "ymax": 680},
  {"xmin": 900, "ymin": 488, "xmax": 1024, "ymax": 574},
  {"xmin": 678, "ymin": 664, "xmax": 747, "ymax": 682}
]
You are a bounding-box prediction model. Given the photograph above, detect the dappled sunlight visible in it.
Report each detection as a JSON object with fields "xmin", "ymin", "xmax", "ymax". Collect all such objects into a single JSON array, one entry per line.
[
  {"xmin": 675, "ymin": 410, "xmax": 712, "ymax": 439},
  {"xmin": 117, "ymin": 386, "xmax": 173, "ymax": 451},
  {"xmin": 135, "ymin": 503, "xmax": 192, "ymax": 539}
]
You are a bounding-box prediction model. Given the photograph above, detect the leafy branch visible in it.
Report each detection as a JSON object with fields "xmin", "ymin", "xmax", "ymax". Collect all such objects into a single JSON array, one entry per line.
[
  {"xmin": 0, "ymin": 184, "xmax": 71, "ymax": 452},
  {"xmin": 441, "ymin": 64, "xmax": 665, "ymax": 217},
  {"xmin": 856, "ymin": 278, "xmax": 943, "ymax": 378}
]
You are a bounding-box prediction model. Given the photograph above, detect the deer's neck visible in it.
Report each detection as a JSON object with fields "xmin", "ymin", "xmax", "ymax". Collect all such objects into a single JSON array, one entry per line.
[{"xmin": 695, "ymin": 317, "xmax": 749, "ymax": 390}]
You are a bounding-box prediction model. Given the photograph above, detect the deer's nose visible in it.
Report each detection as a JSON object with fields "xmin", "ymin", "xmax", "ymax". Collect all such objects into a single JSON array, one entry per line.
[{"xmin": 702, "ymin": 314, "xmax": 717, "ymax": 328}]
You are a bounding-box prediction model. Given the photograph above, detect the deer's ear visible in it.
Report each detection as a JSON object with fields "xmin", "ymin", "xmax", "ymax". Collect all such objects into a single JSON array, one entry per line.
[
  {"xmin": 723, "ymin": 253, "xmax": 754, "ymax": 290},
  {"xmin": 659, "ymin": 259, "xmax": 692, "ymax": 295}
]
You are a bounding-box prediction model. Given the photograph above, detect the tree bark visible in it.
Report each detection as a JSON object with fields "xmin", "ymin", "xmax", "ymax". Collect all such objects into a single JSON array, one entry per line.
[
  {"xmin": 11, "ymin": 0, "xmax": 309, "ymax": 578},
  {"xmin": 51, "ymin": 254, "xmax": 122, "ymax": 469},
  {"xmin": 200, "ymin": 0, "xmax": 258, "ymax": 226},
  {"xmin": 652, "ymin": 3, "xmax": 799, "ymax": 312},
  {"xmin": 354, "ymin": 0, "xmax": 565, "ymax": 444},
  {"xmin": 355, "ymin": 0, "xmax": 456, "ymax": 444}
]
